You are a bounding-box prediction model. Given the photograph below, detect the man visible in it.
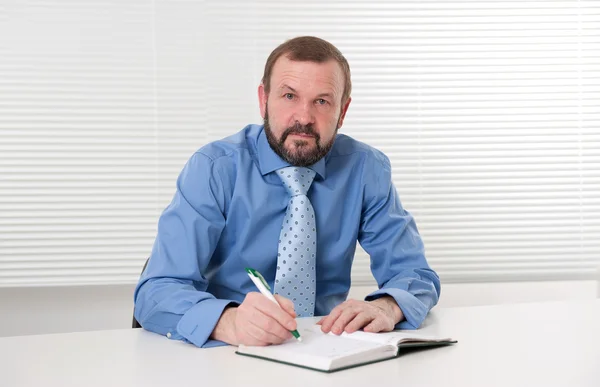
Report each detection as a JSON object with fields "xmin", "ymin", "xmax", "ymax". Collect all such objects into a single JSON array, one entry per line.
[{"xmin": 134, "ymin": 36, "xmax": 440, "ymax": 348}]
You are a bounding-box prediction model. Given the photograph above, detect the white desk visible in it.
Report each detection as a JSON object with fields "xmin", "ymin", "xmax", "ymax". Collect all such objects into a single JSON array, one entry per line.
[{"xmin": 1, "ymin": 300, "xmax": 598, "ymax": 387}]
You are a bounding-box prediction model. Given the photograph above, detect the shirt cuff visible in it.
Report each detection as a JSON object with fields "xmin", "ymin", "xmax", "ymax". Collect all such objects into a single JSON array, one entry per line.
[
  {"xmin": 176, "ymin": 298, "xmax": 239, "ymax": 348},
  {"xmin": 365, "ymin": 288, "xmax": 428, "ymax": 330}
]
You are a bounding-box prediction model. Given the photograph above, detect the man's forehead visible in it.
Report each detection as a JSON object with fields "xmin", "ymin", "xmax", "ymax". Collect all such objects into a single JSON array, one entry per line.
[{"xmin": 271, "ymin": 56, "xmax": 344, "ymax": 93}]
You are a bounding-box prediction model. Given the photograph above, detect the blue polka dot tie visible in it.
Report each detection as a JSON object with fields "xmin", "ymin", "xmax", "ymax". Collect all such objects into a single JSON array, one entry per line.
[{"xmin": 274, "ymin": 166, "xmax": 317, "ymax": 317}]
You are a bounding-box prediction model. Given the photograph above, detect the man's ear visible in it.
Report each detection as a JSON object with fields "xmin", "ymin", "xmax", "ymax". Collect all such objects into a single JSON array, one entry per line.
[
  {"xmin": 258, "ymin": 83, "xmax": 268, "ymax": 119},
  {"xmin": 336, "ymin": 97, "xmax": 352, "ymax": 129}
]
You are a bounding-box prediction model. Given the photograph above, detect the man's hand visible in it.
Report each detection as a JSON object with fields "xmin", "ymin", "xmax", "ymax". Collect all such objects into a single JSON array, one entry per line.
[
  {"xmin": 317, "ymin": 296, "xmax": 404, "ymax": 335},
  {"xmin": 210, "ymin": 292, "xmax": 297, "ymax": 346}
]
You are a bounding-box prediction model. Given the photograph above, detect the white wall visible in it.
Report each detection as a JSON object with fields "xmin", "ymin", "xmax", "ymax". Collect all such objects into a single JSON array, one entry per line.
[{"xmin": 1, "ymin": 281, "xmax": 597, "ymax": 338}]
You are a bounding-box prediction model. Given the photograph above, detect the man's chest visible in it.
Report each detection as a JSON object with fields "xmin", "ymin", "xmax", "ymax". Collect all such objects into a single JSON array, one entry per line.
[{"xmin": 216, "ymin": 168, "xmax": 364, "ymax": 254}]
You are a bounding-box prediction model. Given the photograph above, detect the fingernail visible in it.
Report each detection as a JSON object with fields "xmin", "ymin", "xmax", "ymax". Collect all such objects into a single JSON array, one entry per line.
[{"xmin": 287, "ymin": 321, "xmax": 296, "ymax": 330}]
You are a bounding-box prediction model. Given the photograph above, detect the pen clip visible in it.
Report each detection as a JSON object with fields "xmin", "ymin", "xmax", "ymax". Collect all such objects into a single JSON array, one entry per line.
[{"xmin": 245, "ymin": 267, "xmax": 272, "ymax": 291}]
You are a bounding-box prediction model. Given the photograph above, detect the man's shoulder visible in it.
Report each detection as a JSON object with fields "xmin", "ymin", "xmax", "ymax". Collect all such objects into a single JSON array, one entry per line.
[
  {"xmin": 331, "ymin": 133, "xmax": 391, "ymax": 169},
  {"xmin": 195, "ymin": 124, "xmax": 259, "ymax": 162}
]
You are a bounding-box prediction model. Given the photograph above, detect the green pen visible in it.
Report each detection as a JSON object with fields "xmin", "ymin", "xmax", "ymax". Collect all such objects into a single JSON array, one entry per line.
[{"xmin": 245, "ymin": 267, "xmax": 302, "ymax": 342}]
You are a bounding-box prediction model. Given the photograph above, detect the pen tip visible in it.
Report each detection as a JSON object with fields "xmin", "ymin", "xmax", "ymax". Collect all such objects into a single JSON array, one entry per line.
[{"xmin": 297, "ymin": 337, "xmax": 303, "ymax": 342}]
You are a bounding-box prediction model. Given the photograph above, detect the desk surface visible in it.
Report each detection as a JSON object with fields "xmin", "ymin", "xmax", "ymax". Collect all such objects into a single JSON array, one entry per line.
[{"xmin": 1, "ymin": 300, "xmax": 598, "ymax": 387}]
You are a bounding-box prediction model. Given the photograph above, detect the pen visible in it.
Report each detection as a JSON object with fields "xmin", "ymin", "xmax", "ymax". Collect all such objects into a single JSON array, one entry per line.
[{"xmin": 245, "ymin": 267, "xmax": 302, "ymax": 342}]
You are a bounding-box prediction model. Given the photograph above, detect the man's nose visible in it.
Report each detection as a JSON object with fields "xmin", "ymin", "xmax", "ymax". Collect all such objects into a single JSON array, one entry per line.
[{"xmin": 293, "ymin": 102, "xmax": 315, "ymax": 126}]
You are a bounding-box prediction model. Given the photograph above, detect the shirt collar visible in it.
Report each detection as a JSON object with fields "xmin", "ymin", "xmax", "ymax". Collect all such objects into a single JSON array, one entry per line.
[{"xmin": 256, "ymin": 126, "xmax": 327, "ymax": 180}]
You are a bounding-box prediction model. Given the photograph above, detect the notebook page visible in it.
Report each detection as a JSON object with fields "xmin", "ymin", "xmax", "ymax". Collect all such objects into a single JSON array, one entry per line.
[
  {"xmin": 253, "ymin": 327, "xmax": 383, "ymax": 357},
  {"xmin": 337, "ymin": 328, "xmax": 454, "ymax": 346},
  {"xmin": 238, "ymin": 326, "xmax": 386, "ymax": 370}
]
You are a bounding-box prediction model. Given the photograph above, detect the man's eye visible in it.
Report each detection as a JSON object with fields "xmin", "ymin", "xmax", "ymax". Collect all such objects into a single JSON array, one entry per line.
[
  {"xmin": 316, "ymin": 99, "xmax": 327, "ymax": 105},
  {"xmin": 285, "ymin": 93, "xmax": 294, "ymax": 100}
]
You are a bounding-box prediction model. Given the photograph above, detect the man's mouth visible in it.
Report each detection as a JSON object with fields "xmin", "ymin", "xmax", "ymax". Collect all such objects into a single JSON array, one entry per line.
[{"xmin": 289, "ymin": 133, "xmax": 315, "ymax": 138}]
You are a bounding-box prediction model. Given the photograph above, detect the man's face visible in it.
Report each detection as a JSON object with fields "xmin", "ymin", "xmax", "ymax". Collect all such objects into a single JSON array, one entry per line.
[{"xmin": 259, "ymin": 56, "xmax": 351, "ymax": 167}]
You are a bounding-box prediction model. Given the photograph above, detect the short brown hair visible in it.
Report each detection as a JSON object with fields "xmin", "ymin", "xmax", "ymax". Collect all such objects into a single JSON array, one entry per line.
[{"xmin": 262, "ymin": 36, "xmax": 352, "ymax": 104}]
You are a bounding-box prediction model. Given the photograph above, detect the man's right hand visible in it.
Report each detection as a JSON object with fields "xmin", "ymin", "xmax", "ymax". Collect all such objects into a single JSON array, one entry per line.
[{"xmin": 209, "ymin": 292, "xmax": 297, "ymax": 346}]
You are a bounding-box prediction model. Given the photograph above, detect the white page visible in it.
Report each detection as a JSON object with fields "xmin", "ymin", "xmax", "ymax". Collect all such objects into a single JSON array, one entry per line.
[
  {"xmin": 250, "ymin": 326, "xmax": 384, "ymax": 358},
  {"xmin": 238, "ymin": 325, "xmax": 387, "ymax": 371},
  {"xmin": 334, "ymin": 327, "xmax": 454, "ymax": 346}
]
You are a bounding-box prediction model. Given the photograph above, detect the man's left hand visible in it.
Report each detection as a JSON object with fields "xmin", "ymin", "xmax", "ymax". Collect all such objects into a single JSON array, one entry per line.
[{"xmin": 317, "ymin": 296, "xmax": 404, "ymax": 335}]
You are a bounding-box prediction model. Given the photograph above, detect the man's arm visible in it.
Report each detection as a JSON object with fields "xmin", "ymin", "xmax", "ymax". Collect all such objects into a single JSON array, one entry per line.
[
  {"xmin": 134, "ymin": 152, "xmax": 299, "ymax": 348},
  {"xmin": 359, "ymin": 155, "xmax": 440, "ymax": 329},
  {"xmin": 134, "ymin": 152, "xmax": 234, "ymax": 348},
  {"xmin": 320, "ymin": 154, "xmax": 440, "ymax": 335}
]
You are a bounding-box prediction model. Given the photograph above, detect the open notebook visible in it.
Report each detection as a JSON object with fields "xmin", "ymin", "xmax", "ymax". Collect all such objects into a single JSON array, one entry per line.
[{"xmin": 236, "ymin": 324, "xmax": 456, "ymax": 372}]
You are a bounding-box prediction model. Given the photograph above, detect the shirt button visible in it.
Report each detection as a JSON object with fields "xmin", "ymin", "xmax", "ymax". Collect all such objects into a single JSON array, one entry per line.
[{"xmin": 166, "ymin": 332, "xmax": 172, "ymax": 339}]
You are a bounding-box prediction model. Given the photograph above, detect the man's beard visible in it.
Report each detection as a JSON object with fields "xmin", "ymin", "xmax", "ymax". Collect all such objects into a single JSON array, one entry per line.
[{"xmin": 264, "ymin": 108, "xmax": 337, "ymax": 167}]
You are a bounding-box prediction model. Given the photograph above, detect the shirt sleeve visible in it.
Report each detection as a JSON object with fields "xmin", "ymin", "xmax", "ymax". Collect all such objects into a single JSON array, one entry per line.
[
  {"xmin": 133, "ymin": 152, "xmax": 237, "ymax": 348},
  {"xmin": 358, "ymin": 154, "xmax": 441, "ymax": 330}
]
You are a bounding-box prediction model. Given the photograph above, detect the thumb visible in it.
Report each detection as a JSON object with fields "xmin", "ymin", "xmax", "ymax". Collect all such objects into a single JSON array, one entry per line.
[{"xmin": 274, "ymin": 294, "xmax": 297, "ymax": 317}]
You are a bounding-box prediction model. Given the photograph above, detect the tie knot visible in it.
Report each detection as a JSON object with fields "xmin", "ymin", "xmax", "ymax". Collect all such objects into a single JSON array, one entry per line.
[{"xmin": 276, "ymin": 167, "xmax": 315, "ymax": 196}]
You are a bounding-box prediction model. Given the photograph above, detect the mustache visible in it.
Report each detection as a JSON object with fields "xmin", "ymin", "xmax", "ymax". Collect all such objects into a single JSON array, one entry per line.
[{"xmin": 280, "ymin": 123, "xmax": 320, "ymax": 143}]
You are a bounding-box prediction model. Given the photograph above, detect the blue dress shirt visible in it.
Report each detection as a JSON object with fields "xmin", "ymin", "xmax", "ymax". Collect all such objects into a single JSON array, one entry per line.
[{"xmin": 134, "ymin": 124, "xmax": 440, "ymax": 348}]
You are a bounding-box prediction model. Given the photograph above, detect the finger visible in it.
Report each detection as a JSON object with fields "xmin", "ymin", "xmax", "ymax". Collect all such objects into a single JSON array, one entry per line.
[
  {"xmin": 344, "ymin": 312, "xmax": 375, "ymax": 334},
  {"xmin": 245, "ymin": 320, "xmax": 286, "ymax": 345},
  {"xmin": 248, "ymin": 308, "xmax": 293, "ymax": 342},
  {"xmin": 331, "ymin": 308, "xmax": 360, "ymax": 335},
  {"xmin": 250, "ymin": 293, "xmax": 297, "ymax": 332},
  {"xmin": 274, "ymin": 294, "xmax": 297, "ymax": 318},
  {"xmin": 363, "ymin": 317, "xmax": 392, "ymax": 333},
  {"xmin": 241, "ymin": 293, "xmax": 296, "ymax": 338},
  {"xmin": 316, "ymin": 317, "xmax": 324, "ymax": 325},
  {"xmin": 242, "ymin": 332, "xmax": 269, "ymax": 347},
  {"xmin": 320, "ymin": 305, "xmax": 344, "ymax": 333}
]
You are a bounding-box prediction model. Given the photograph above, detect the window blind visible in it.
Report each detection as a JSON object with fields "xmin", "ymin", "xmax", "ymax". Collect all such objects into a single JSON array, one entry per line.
[
  {"xmin": 0, "ymin": 0, "xmax": 209, "ymax": 285},
  {"xmin": 1, "ymin": 0, "xmax": 598, "ymax": 286}
]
